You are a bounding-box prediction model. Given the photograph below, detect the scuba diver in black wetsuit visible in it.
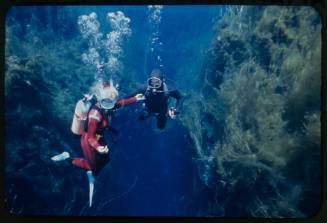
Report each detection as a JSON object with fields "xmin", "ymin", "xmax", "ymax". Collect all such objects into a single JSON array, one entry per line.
[{"xmin": 129, "ymin": 69, "xmax": 182, "ymax": 129}]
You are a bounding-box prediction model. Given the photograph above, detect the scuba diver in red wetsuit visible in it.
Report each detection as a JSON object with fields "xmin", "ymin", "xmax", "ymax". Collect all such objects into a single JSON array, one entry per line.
[
  {"xmin": 51, "ymin": 80, "xmax": 144, "ymax": 206},
  {"xmin": 128, "ymin": 69, "xmax": 182, "ymax": 129}
]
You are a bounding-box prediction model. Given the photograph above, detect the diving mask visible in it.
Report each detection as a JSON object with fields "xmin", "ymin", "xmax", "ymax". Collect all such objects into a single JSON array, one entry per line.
[
  {"xmin": 100, "ymin": 98, "xmax": 117, "ymax": 110},
  {"xmin": 147, "ymin": 76, "xmax": 163, "ymax": 89}
]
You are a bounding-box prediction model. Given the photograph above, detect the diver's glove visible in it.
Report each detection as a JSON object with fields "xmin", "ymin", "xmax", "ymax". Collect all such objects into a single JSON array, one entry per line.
[
  {"xmin": 135, "ymin": 93, "xmax": 146, "ymax": 101},
  {"xmin": 168, "ymin": 107, "xmax": 179, "ymax": 119},
  {"xmin": 96, "ymin": 145, "xmax": 109, "ymax": 154}
]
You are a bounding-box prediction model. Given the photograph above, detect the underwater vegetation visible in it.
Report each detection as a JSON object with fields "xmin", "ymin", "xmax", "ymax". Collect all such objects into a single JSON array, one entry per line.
[
  {"xmin": 4, "ymin": 5, "xmax": 321, "ymax": 217},
  {"xmin": 4, "ymin": 6, "xmax": 158, "ymax": 215},
  {"xmin": 180, "ymin": 6, "xmax": 321, "ymax": 217},
  {"xmin": 5, "ymin": 7, "xmax": 96, "ymax": 214}
]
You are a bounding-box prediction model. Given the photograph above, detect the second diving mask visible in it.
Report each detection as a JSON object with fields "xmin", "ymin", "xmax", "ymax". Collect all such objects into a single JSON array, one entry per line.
[{"xmin": 147, "ymin": 76, "xmax": 163, "ymax": 89}]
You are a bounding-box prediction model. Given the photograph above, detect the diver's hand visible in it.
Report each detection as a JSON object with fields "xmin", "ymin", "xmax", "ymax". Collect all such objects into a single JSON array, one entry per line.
[
  {"xmin": 96, "ymin": 145, "xmax": 109, "ymax": 154},
  {"xmin": 168, "ymin": 107, "xmax": 178, "ymax": 119},
  {"xmin": 135, "ymin": 93, "xmax": 145, "ymax": 101}
]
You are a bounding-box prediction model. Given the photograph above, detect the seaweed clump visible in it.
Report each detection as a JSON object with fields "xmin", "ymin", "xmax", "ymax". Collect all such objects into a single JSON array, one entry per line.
[{"xmin": 180, "ymin": 6, "xmax": 321, "ymax": 217}]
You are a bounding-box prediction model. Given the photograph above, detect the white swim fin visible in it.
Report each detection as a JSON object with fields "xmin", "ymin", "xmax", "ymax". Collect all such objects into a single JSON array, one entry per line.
[
  {"xmin": 87, "ymin": 170, "xmax": 95, "ymax": 207},
  {"xmin": 51, "ymin": 151, "xmax": 70, "ymax": 162}
]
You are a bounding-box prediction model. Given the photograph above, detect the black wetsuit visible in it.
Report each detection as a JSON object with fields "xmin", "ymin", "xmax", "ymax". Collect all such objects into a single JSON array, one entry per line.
[{"xmin": 132, "ymin": 84, "xmax": 181, "ymax": 129}]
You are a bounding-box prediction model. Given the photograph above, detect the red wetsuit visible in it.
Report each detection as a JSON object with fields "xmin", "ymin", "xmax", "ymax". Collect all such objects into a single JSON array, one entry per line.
[{"xmin": 72, "ymin": 96, "xmax": 137, "ymax": 176}]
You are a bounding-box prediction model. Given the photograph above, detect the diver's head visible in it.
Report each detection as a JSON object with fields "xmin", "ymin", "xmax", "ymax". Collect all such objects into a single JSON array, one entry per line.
[
  {"xmin": 98, "ymin": 79, "xmax": 119, "ymax": 110},
  {"xmin": 147, "ymin": 69, "xmax": 164, "ymax": 92}
]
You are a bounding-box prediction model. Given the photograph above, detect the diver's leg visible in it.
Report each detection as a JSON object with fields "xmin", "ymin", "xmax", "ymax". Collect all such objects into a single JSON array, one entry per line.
[
  {"xmin": 71, "ymin": 158, "xmax": 91, "ymax": 170},
  {"xmin": 71, "ymin": 133, "xmax": 96, "ymax": 171},
  {"xmin": 157, "ymin": 112, "xmax": 167, "ymax": 130},
  {"xmin": 79, "ymin": 133, "xmax": 110, "ymax": 176},
  {"xmin": 71, "ymin": 135, "xmax": 91, "ymax": 170},
  {"xmin": 51, "ymin": 150, "xmax": 91, "ymax": 169}
]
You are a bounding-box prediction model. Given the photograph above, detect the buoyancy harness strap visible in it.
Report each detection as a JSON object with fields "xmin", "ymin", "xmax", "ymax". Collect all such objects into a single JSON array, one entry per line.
[{"xmin": 89, "ymin": 109, "xmax": 101, "ymax": 122}]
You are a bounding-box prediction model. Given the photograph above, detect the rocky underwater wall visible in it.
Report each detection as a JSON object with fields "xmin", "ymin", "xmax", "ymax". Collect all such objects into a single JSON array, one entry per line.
[{"xmin": 5, "ymin": 7, "xmax": 97, "ymax": 215}]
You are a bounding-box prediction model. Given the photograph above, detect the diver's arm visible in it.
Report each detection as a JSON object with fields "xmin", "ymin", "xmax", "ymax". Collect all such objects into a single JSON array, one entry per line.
[
  {"xmin": 114, "ymin": 87, "xmax": 146, "ymax": 109},
  {"xmin": 115, "ymin": 96, "xmax": 137, "ymax": 108},
  {"xmin": 169, "ymin": 89, "xmax": 182, "ymax": 110},
  {"xmin": 124, "ymin": 86, "xmax": 147, "ymax": 98}
]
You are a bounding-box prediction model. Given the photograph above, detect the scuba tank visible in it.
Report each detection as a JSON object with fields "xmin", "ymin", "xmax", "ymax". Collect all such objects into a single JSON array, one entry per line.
[{"xmin": 71, "ymin": 94, "xmax": 96, "ymax": 135}]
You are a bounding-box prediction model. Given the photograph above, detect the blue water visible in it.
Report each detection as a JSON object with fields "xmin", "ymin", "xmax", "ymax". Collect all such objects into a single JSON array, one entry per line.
[
  {"xmin": 92, "ymin": 108, "xmax": 204, "ymax": 216},
  {"xmin": 88, "ymin": 7, "xmax": 216, "ymax": 215}
]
